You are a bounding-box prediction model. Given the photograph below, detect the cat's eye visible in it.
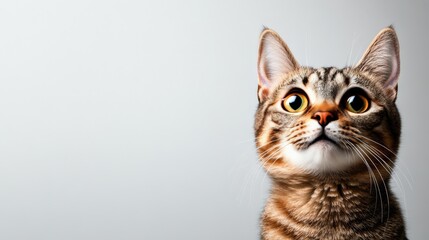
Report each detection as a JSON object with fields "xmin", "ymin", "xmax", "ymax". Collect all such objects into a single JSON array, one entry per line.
[
  {"xmin": 282, "ymin": 92, "xmax": 309, "ymax": 113},
  {"xmin": 345, "ymin": 95, "xmax": 369, "ymax": 113}
]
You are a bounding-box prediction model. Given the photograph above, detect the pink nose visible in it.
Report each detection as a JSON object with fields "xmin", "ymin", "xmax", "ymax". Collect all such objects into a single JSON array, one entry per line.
[{"xmin": 312, "ymin": 111, "xmax": 337, "ymax": 127}]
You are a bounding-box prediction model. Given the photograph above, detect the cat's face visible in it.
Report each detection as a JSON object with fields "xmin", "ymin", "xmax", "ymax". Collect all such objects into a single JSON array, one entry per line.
[{"xmin": 255, "ymin": 28, "xmax": 401, "ymax": 176}]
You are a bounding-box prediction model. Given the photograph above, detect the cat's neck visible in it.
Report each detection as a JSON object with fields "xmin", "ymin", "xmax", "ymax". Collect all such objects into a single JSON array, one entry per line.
[{"xmin": 268, "ymin": 175, "xmax": 391, "ymax": 225}]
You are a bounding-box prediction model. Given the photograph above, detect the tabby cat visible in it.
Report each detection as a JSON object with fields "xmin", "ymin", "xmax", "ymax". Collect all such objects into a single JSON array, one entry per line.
[{"xmin": 254, "ymin": 27, "xmax": 407, "ymax": 239}]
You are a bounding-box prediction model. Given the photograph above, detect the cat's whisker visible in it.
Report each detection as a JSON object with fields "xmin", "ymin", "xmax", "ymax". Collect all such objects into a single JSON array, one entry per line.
[
  {"xmin": 358, "ymin": 142, "xmax": 407, "ymax": 228},
  {"xmin": 251, "ymin": 140, "xmax": 290, "ymax": 194},
  {"xmin": 355, "ymin": 139, "xmax": 409, "ymax": 211},
  {"xmin": 236, "ymin": 139, "xmax": 280, "ymax": 204},
  {"xmin": 339, "ymin": 139, "xmax": 356, "ymax": 167},
  {"xmin": 357, "ymin": 134, "xmax": 398, "ymax": 157},
  {"xmin": 351, "ymin": 137, "xmax": 396, "ymax": 174},
  {"xmin": 355, "ymin": 139, "xmax": 402, "ymax": 181},
  {"xmin": 304, "ymin": 30, "xmax": 309, "ymax": 67},
  {"xmin": 245, "ymin": 144, "xmax": 278, "ymax": 196},
  {"xmin": 258, "ymin": 143, "xmax": 281, "ymax": 160},
  {"xmin": 262, "ymin": 141, "xmax": 292, "ymax": 175},
  {"xmin": 258, "ymin": 142, "xmax": 288, "ymax": 172},
  {"xmin": 346, "ymin": 32, "xmax": 357, "ymax": 66},
  {"xmin": 353, "ymin": 135, "xmax": 412, "ymax": 191},
  {"xmin": 343, "ymin": 140, "xmax": 373, "ymax": 189},
  {"xmin": 231, "ymin": 137, "xmax": 280, "ymax": 201},
  {"xmin": 236, "ymin": 124, "xmax": 306, "ymax": 146},
  {"xmin": 345, "ymin": 140, "xmax": 382, "ymax": 217},
  {"xmin": 236, "ymin": 134, "xmax": 276, "ymax": 144},
  {"xmin": 355, "ymin": 143, "xmax": 390, "ymax": 222},
  {"xmin": 356, "ymin": 135, "xmax": 414, "ymax": 189},
  {"xmin": 233, "ymin": 138, "xmax": 276, "ymax": 194},
  {"xmin": 255, "ymin": 139, "xmax": 282, "ymax": 152},
  {"xmin": 250, "ymin": 143, "xmax": 288, "ymax": 199},
  {"xmin": 365, "ymin": 145, "xmax": 409, "ymax": 209}
]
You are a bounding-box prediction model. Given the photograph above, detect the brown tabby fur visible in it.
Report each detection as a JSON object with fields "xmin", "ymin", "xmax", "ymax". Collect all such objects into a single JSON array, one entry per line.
[{"xmin": 255, "ymin": 27, "xmax": 406, "ymax": 240}]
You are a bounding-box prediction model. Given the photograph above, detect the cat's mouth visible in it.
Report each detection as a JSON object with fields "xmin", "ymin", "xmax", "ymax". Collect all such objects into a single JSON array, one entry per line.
[{"xmin": 308, "ymin": 134, "xmax": 339, "ymax": 147}]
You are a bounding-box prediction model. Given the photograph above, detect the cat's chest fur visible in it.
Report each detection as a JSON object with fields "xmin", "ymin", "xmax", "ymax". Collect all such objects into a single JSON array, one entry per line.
[
  {"xmin": 261, "ymin": 180, "xmax": 405, "ymax": 240},
  {"xmin": 269, "ymin": 180, "xmax": 377, "ymax": 223}
]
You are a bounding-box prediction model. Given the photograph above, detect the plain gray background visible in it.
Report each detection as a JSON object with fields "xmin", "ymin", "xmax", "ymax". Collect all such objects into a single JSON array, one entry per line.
[{"xmin": 0, "ymin": 0, "xmax": 427, "ymax": 239}]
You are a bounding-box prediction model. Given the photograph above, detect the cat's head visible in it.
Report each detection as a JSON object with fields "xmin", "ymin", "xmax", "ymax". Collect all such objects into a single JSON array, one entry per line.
[{"xmin": 254, "ymin": 27, "xmax": 401, "ymax": 177}]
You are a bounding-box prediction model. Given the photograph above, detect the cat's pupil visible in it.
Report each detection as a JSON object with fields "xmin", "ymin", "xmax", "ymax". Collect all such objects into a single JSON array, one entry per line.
[
  {"xmin": 348, "ymin": 96, "xmax": 364, "ymax": 111},
  {"xmin": 288, "ymin": 95, "xmax": 302, "ymax": 110}
]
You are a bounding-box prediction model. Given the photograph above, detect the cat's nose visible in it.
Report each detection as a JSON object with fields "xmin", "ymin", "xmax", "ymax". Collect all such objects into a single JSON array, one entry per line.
[{"xmin": 312, "ymin": 111, "xmax": 337, "ymax": 127}]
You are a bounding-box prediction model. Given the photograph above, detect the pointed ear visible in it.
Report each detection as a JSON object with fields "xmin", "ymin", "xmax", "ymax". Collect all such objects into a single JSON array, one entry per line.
[
  {"xmin": 356, "ymin": 26, "xmax": 400, "ymax": 101},
  {"xmin": 257, "ymin": 28, "xmax": 299, "ymax": 102}
]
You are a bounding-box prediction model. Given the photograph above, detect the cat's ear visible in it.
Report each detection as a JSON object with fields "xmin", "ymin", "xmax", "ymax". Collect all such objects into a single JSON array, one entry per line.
[
  {"xmin": 257, "ymin": 28, "xmax": 299, "ymax": 102},
  {"xmin": 356, "ymin": 26, "xmax": 400, "ymax": 101}
]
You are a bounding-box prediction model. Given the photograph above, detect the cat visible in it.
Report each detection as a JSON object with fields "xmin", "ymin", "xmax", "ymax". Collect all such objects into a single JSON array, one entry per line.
[{"xmin": 254, "ymin": 26, "xmax": 407, "ymax": 240}]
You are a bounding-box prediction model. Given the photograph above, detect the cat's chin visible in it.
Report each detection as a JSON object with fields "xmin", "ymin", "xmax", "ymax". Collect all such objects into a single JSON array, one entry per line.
[
  {"xmin": 283, "ymin": 141, "xmax": 357, "ymax": 173},
  {"xmin": 309, "ymin": 139, "xmax": 338, "ymax": 149}
]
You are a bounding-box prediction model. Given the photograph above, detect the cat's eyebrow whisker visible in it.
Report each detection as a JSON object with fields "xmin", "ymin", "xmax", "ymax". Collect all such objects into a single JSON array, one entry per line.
[
  {"xmin": 304, "ymin": 30, "xmax": 309, "ymax": 67},
  {"xmin": 346, "ymin": 32, "xmax": 356, "ymax": 66}
]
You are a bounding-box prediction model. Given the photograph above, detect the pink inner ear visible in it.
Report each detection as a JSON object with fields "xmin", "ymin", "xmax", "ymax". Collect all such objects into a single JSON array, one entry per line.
[
  {"xmin": 256, "ymin": 29, "xmax": 300, "ymax": 102},
  {"xmin": 258, "ymin": 58, "xmax": 271, "ymax": 88},
  {"xmin": 385, "ymin": 55, "xmax": 399, "ymax": 89},
  {"xmin": 257, "ymin": 67, "xmax": 270, "ymax": 101},
  {"xmin": 258, "ymin": 72, "xmax": 268, "ymax": 88}
]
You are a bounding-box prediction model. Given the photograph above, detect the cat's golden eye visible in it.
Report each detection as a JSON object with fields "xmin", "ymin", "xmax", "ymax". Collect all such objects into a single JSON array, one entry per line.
[
  {"xmin": 282, "ymin": 93, "xmax": 309, "ymax": 113},
  {"xmin": 345, "ymin": 95, "xmax": 369, "ymax": 113}
]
